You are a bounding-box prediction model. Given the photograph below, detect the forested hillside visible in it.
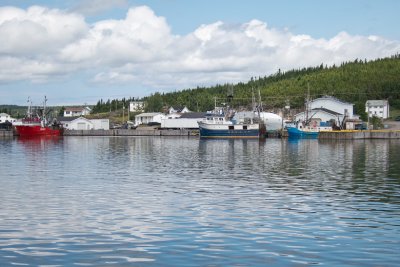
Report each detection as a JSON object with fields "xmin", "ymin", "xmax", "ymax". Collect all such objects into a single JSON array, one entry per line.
[{"xmin": 143, "ymin": 54, "xmax": 400, "ymax": 116}]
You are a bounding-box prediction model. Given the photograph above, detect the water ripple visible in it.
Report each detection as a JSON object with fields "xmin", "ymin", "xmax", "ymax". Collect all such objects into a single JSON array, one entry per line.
[{"xmin": 0, "ymin": 137, "xmax": 399, "ymax": 266}]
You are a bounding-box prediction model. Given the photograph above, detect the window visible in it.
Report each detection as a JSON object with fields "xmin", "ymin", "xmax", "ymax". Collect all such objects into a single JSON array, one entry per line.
[{"xmin": 229, "ymin": 126, "xmax": 234, "ymax": 130}]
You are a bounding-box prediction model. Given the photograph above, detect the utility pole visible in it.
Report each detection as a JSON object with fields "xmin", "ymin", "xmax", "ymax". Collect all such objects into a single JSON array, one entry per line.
[
  {"xmin": 367, "ymin": 102, "xmax": 370, "ymax": 130},
  {"xmin": 122, "ymin": 103, "xmax": 125, "ymax": 124}
]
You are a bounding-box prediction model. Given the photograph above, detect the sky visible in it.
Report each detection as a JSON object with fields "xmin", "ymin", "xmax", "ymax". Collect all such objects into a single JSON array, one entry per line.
[{"xmin": 1, "ymin": 0, "xmax": 399, "ymax": 106}]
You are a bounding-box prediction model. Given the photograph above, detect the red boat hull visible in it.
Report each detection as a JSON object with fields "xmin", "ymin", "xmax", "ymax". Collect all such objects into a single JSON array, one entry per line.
[{"xmin": 15, "ymin": 125, "xmax": 62, "ymax": 136}]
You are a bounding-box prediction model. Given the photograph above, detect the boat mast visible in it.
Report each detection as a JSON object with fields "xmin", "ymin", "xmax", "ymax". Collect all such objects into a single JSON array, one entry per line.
[
  {"xmin": 305, "ymin": 83, "xmax": 310, "ymax": 124},
  {"xmin": 27, "ymin": 97, "xmax": 32, "ymax": 119},
  {"xmin": 258, "ymin": 88, "xmax": 263, "ymax": 112},
  {"xmin": 43, "ymin": 96, "xmax": 47, "ymax": 126},
  {"xmin": 251, "ymin": 87, "xmax": 256, "ymax": 111}
]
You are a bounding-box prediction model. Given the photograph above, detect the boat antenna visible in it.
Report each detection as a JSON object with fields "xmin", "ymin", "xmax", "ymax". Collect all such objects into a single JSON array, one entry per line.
[
  {"xmin": 251, "ymin": 87, "xmax": 256, "ymax": 111},
  {"xmin": 43, "ymin": 96, "xmax": 47, "ymax": 126},
  {"xmin": 306, "ymin": 83, "xmax": 310, "ymax": 124},
  {"xmin": 227, "ymin": 84, "xmax": 234, "ymax": 105}
]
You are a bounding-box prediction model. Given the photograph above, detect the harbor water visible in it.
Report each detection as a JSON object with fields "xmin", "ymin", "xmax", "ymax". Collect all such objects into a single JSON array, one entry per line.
[{"xmin": 1, "ymin": 136, "xmax": 400, "ymax": 266}]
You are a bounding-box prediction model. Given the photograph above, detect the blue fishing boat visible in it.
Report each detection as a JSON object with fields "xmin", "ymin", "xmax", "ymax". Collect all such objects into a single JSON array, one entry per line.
[
  {"xmin": 286, "ymin": 85, "xmax": 331, "ymax": 139},
  {"xmin": 286, "ymin": 125, "xmax": 319, "ymax": 138}
]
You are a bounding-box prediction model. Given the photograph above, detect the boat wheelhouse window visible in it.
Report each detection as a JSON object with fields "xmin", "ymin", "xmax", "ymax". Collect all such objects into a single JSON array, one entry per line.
[
  {"xmin": 243, "ymin": 126, "xmax": 247, "ymax": 130},
  {"xmin": 219, "ymin": 118, "xmax": 223, "ymax": 121},
  {"xmin": 229, "ymin": 126, "xmax": 234, "ymax": 130}
]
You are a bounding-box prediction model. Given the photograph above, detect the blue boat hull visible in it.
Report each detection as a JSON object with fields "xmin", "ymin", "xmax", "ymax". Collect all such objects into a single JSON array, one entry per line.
[
  {"xmin": 199, "ymin": 128, "xmax": 260, "ymax": 139},
  {"xmin": 287, "ymin": 127, "xmax": 319, "ymax": 139}
]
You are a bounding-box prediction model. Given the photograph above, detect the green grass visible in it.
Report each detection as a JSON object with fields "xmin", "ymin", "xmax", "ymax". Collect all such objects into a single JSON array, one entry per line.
[{"xmin": 390, "ymin": 108, "xmax": 400, "ymax": 119}]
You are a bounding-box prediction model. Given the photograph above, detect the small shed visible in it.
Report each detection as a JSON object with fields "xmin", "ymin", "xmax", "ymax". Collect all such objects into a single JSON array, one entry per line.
[
  {"xmin": 59, "ymin": 117, "xmax": 109, "ymax": 130},
  {"xmin": 135, "ymin": 112, "xmax": 165, "ymax": 125}
]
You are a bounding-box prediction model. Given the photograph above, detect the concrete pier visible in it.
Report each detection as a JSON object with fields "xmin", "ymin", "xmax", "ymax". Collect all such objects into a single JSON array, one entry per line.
[
  {"xmin": 319, "ymin": 130, "xmax": 400, "ymax": 139},
  {"xmin": 45, "ymin": 129, "xmax": 400, "ymax": 139},
  {"xmin": 63, "ymin": 129, "xmax": 199, "ymax": 136},
  {"xmin": 0, "ymin": 130, "xmax": 13, "ymax": 138}
]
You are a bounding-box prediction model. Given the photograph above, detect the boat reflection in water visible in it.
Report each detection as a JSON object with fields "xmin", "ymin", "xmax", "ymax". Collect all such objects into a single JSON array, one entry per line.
[{"xmin": 17, "ymin": 135, "xmax": 63, "ymax": 151}]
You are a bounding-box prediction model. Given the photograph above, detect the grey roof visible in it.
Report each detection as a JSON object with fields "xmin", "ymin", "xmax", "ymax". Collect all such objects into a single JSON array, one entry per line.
[
  {"xmin": 311, "ymin": 96, "xmax": 353, "ymax": 105},
  {"xmin": 312, "ymin": 108, "xmax": 342, "ymax": 116},
  {"xmin": 179, "ymin": 112, "xmax": 207, "ymax": 119},
  {"xmin": 366, "ymin": 100, "xmax": 388, "ymax": 106},
  {"xmin": 57, "ymin": 116, "xmax": 80, "ymax": 122}
]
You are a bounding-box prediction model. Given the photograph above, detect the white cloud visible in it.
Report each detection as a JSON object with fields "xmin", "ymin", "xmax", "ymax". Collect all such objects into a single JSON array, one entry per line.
[
  {"xmin": 0, "ymin": 6, "xmax": 87, "ymax": 56},
  {"xmin": 0, "ymin": 5, "xmax": 399, "ymax": 91}
]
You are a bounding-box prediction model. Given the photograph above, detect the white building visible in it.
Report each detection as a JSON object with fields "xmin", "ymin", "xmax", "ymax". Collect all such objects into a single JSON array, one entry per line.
[
  {"xmin": 135, "ymin": 112, "xmax": 165, "ymax": 125},
  {"xmin": 64, "ymin": 106, "xmax": 92, "ymax": 117},
  {"xmin": 294, "ymin": 96, "xmax": 356, "ymax": 127},
  {"xmin": 310, "ymin": 96, "xmax": 355, "ymax": 118},
  {"xmin": 161, "ymin": 112, "xmax": 206, "ymax": 129},
  {"xmin": 129, "ymin": 101, "xmax": 145, "ymax": 112},
  {"xmin": 0, "ymin": 113, "xmax": 17, "ymax": 123},
  {"xmin": 366, "ymin": 100, "xmax": 389, "ymax": 119},
  {"xmin": 60, "ymin": 117, "xmax": 109, "ymax": 130}
]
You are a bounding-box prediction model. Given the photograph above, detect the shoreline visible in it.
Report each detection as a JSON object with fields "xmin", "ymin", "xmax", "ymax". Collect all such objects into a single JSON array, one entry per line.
[{"xmin": 3, "ymin": 129, "xmax": 400, "ymax": 139}]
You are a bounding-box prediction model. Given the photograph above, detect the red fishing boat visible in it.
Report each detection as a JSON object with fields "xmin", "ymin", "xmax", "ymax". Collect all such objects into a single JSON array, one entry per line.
[{"xmin": 14, "ymin": 97, "xmax": 63, "ymax": 137}]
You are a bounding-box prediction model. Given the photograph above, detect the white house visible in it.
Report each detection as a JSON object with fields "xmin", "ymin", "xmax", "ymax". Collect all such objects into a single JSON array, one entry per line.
[
  {"xmin": 129, "ymin": 101, "xmax": 145, "ymax": 112},
  {"xmin": 366, "ymin": 100, "xmax": 389, "ymax": 119},
  {"xmin": 0, "ymin": 113, "xmax": 17, "ymax": 123},
  {"xmin": 64, "ymin": 106, "xmax": 92, "ymax": 117},
  {"xmin": 165, "ymin": 113, "xmax": 182, "ymax": 119},
  {"xmin": 168, "ymin": 106, "xmax": 191, "ymax": 114},
  {"xmin": 60, "ymin": 117, "xmax": 109, "ymax": 130},
  {"xmin": 294, "ymin": 96, "xmax": 357, "ymax": 127},
  {"xmin": 135, "ymin": 112, "xmax": 165, "ymax": 125}
]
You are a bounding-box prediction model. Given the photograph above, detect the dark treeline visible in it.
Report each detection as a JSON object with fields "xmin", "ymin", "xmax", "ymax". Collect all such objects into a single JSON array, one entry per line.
[
  {"xmin": 91, "ymin": 97, "xmax": 135, "ymax": 113},
  {"xmin": 142, "ymin": 54, "xmax": 400, "ymax": 115},
  {"xmin": 90, "ymin": 54, "xmax": 400, "ymax": 116}
]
